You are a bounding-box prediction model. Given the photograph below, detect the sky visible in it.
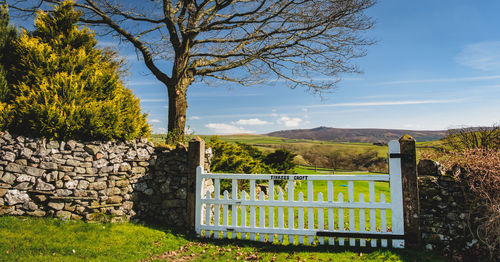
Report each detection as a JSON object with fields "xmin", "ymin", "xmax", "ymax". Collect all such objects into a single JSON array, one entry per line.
[{"xmin": 12, "ymin": 0, "xmax": 500, "ymax": 135}]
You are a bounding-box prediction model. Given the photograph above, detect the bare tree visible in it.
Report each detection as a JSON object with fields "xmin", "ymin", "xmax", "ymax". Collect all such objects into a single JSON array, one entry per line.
[
  {"xmin": 445, "ymin": 125, "xmax": 500, "ymax": 151},
  {"xmin": 11, "ymin": 0, "xmax": 375, "ymax": 141}
]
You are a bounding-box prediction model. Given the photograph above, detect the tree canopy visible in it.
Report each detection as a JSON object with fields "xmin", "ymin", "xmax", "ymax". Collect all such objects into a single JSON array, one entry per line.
[
  {"xmin": 4, "ymin": 1, "xmax": 150, "ymax": 140},
  {"xmin": 12, "ymin": 0, "xmax": 374, "ymax": 141},
  {"xmin": 0, "ymin": 1, "xmax": 17, "ymax": 128},
  {"xmin": 209, "ymin": 136, "xmax": 296, "ymax": 191}
]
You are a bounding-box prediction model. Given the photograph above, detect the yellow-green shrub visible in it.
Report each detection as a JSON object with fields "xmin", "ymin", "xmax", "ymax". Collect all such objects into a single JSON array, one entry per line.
[{"xmin": 6, "ymin": 1, "xmax": 149, "ymax": 141}]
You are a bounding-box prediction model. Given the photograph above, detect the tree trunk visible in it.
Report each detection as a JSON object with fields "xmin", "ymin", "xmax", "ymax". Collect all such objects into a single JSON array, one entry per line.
[
  {"xmin": 166, "ymin": 74, "xmax": 192, "ymax": 142},
  {"xmin": 165, "ymin": 40, "xmax": 195, "ymax": 142}
]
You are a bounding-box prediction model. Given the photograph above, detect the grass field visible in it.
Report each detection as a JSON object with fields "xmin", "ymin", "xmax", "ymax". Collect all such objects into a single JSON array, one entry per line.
[
  {"xmin": 150, "ymin": 133, "xmax": 442, "ymax": 161},
  {"xmin": 0, "ymin": 216, "xmax": 443, "ymax": 261},
  {"xmin": 207, "ymin": 134, "xmax": 392, "ymax": 156}
]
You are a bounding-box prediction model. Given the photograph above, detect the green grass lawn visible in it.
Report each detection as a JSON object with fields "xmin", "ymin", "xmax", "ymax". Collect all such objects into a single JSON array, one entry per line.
[{"xmin": 0, "ymin": 216, "xmax": 443, "ymax": 261}]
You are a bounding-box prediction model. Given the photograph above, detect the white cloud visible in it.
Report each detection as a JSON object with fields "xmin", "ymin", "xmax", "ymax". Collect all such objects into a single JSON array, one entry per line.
[
  {"xmin": 233, "ymin": 118, "xmax": 270, "ymax": 126},
  {"xmin": 267, "ymin": 77, "xmax": 363, "ymax": 83},
  {"xmin": 204, "ymin": 112, "xmax": 280, "ymax": 119},
  {"xmin": 149, "ymin": 119, "xmax": 161, "ymax": 123},
  {"xmin": 456, "ymin": 41, "xmax": 500, "ymax": 71},
  {"xmin": 277, "ymin": 117, "xmax": 303, "ymax": 127},
  {"xmin": 403, "ymin": 124, "xmax": 423, "ymax": 129},
  {"xmin": 205, "ymin": 123, "xmax": 254, "ymax": 134},
  {"xmin": 189, "ymin": 116, "xmax": 201, "ymax": 120},
  {"xmin": 379, "ymin": 75, "xmax": 500, "ymax": 85},
  {"xmin": 153, "ymin": 127, "xmax": 167, "ymax": 134},
  {"xmin": 306, "ymin": 99, "xmax": 463, "ymax": 108}
]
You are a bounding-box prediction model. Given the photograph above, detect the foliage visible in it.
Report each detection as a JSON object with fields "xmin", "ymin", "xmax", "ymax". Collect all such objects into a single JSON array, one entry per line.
[
  {"xmin": 4, "ymin": 1, "xmax": 149, "ymax": 141},
  {"xmin": 422, "ymin": 149, "xmax": 500, "ymax": 260},
  {"xmin": 445, "ymin": 125, "xmax": 499, "ymax": 151},
  {"xmin": 209, "ymin": 137, "xmax": 296, "ymax": 191},
  {"xmin": 300, "ymin": 145, "xmax": 388, "ymax": 173},
  {"xmin": 210, "ymin": 136, "xmax": 269, "ymax": 175},
  {"xmin": 164, "ymin": 128, "xmax": 185, "ymax": 146},
  {"xmin": 263, "ymin": 149, "xmax": 297, "ymax": 174},
  {"xmin": 0, "ymin": 1, "xmax": 17, "ymax": 129}
]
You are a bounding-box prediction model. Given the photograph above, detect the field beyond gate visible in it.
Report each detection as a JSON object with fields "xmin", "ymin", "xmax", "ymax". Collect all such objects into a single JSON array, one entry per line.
[{"xmin": 195, "ymin": 141, "xmax": 405, "ymax": 248}]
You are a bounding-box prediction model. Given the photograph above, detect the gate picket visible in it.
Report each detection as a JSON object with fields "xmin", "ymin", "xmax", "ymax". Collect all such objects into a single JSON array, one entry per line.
[
  {"xmin": 269, "ymin": 180, "xmax": 275, "ymax": 243},
  {"xmin": 318, "ymin": 193, "xmax": 324, "ymax": 245},
  {"xmin": 307, "ymin": 181, "xmax": 314, "ymax": 245},
  {"xmin": 348, "ymin": 181, "xmax": 355, "ymax": 246},
  {"xmin": 338, "ymin": 193, "xmax": 345, "ymax": 246},
  {"xmin": 241, "ymin": 191, "xmax": 247, "ymax": 240},
  {"xmin": 231, "ymin": 179, "xmax": 238, "ymax": 239},
  {"xmin": 288, "ymin": 180, "xmax": 294, "ymax": 245},
  {"xmin": 259, "ymin": 192, "xmax": 266, "ymax": 242},
  {"xmin": 327, "ymin": 181, "xmax": 334, "ymax": 245},
  {"xmin": 222, "ymin": 191, "xmax": 229, "ymax": 239},
  {"xmin": 278, "ymin": 191, "xmax": 284, "ymax": 243},
  {"xmin": 298, "ymin": 192, "xmax": 305, "ymax": 244},
  {"xmin": 214, "ymin": 179, "xmax": 220, "ymax": 239},
  {"xmin": 380, "ymin": 194, "xmax": 388, "ymax": 247},
  {"xmin": 369, "ymin": 181, "xmax": 377, "ymax": 247},
  {"xmin": 250, "ymin": 180, "xmax": 256, "ymax": 241},
  {"xmin": 359, "ymin": 193, "xmax": 366, "ymax": 247}
]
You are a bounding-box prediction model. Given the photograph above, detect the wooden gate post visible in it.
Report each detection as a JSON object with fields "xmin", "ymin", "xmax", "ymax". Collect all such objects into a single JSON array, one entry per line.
[
  {"xmin": 399, "ymin": 134, "xmax": 420, "ymax": 247},
  {"xmin": 187, "ymin": 138, "xmax": 205, "ymax": 231}
]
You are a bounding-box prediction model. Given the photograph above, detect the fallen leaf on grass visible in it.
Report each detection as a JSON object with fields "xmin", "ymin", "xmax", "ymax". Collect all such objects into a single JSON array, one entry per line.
[{"xmin": 244, "ymin": 252, "xmax": 260, "ymax": 261}]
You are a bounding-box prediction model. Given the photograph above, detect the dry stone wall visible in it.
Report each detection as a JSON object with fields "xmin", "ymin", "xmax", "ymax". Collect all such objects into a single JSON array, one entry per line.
[
  {"xmin": 418, "ymin": 159, "xmax": 477, "ymax": 258},
  {"xmin": 0, "ymin": 131, "xmax": 206, "ymax": 226}
]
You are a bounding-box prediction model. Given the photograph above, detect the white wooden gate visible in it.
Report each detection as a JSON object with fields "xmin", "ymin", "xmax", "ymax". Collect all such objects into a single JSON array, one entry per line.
[{"xmin": 195, "ymin": 140, "xmax": 405, "ymax": 248}]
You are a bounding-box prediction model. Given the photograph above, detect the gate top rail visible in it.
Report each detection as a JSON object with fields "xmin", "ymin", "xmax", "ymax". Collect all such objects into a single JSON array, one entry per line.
[{"xmin": 198, "ymin": 172, "xmax": 390, "ymax": 181}]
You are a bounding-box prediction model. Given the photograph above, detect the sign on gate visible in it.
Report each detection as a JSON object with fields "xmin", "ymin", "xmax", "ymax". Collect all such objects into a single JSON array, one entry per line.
[{"xmin": 195, "ymin": 140, "xmax": 405, "ymax": 248}]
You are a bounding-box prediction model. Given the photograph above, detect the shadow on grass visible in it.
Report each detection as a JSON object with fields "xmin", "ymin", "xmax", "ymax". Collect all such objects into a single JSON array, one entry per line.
[
  {"xmin": 196, "ymin": 238, "xmax": 442, "ymax": 261},
  {"xmin": 139, "ymin": 221, "xmax": 444, "ymax": 262}
]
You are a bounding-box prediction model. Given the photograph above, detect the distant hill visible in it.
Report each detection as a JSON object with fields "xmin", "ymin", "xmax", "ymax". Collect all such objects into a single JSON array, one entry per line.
[{"xmin": 267, "ymin": 127, "xmax": 447, "ymax": 143}]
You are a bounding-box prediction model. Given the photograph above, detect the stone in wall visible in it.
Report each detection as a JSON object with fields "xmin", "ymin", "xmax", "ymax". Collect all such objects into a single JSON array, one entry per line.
[{"xmin": 418, "ymin": 159, "xmax": 477, "ymax": 259}]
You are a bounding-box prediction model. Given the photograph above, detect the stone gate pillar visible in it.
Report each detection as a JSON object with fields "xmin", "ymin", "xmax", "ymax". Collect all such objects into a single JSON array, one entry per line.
[
  {"xmin": 187, "ymin": 138, "xmax": 205, "ymax": 230},
  {"xmin": 399, "ymin": 134, "xmax": 421, "ymax": 247}
]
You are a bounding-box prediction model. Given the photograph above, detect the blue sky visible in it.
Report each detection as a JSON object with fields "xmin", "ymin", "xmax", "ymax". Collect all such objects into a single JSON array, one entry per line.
[{"xmin": 14, "ymin": 0, "xmax": 500, "ymax": 135}]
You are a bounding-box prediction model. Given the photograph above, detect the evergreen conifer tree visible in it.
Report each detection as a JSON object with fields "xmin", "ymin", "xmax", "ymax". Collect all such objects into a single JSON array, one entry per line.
[
  {"xmin": 9, "ymin": 1, "xmax": 149, "ymax": 140},
  {"xmin": 0, "ymin": 1, "xmax": 17, "ymax": 128}
]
